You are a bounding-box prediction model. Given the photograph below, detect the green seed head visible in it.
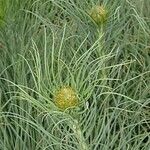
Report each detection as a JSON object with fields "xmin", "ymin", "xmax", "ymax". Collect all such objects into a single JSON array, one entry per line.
[
  {"xmin": 54, "ymin": 86, "xmax": 79, "ymax": 110},
  {"xmin": 89, "ymin": 5, "xmax": 108, "ymax": 26}
]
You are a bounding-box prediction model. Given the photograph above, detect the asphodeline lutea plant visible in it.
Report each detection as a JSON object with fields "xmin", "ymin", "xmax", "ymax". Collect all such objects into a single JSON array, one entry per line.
[
  {"xmin": 89, "ymin": 5, "xmax": 108, "ymax": 81},
  {"xmin": 89, "ymin": 5, "xmax": 108, "ymax": 53},
  {"xmin": 54, "ymin": 86, "xmax": 79, "ymax": 110},
  {"xmin": 54, "ymin": 86, "xmax": 88, "ymax": 150}
]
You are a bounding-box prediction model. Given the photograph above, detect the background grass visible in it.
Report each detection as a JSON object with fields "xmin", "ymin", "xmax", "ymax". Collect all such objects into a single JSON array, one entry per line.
[{"xmin": 0, "ymin": 0, "xmax": 150, "ymax": 149}]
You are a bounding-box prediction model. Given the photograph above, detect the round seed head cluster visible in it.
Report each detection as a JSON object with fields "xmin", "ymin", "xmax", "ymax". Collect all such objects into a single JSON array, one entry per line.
[
  {"xmin": 54, "ymin": 87, "xmax": 79, "ymax": 110},
  {"xmin": 90, "ymin": 5, "xmax": 108, "ymax": 25}
]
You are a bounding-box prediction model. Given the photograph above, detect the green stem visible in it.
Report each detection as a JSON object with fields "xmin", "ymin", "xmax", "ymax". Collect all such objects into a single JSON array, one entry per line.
[
  {"xmin": 97, "ymin": 26, "xmax": 107, "ymax": 81},
  {"xmin": 73, "ymin": 119, "xmax": 88, "ymax": 150}
]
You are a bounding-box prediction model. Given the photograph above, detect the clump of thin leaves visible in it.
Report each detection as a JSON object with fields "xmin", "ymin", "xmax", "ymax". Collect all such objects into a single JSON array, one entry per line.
[{"xmin": 0, "ymin": 0, "xmax": 150, "ymax": 150}]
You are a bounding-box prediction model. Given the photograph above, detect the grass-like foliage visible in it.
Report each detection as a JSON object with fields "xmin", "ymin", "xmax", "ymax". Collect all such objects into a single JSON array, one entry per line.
[{"xmin": 0, "ymin": 0, "xmax": 150, "ymax": 149}]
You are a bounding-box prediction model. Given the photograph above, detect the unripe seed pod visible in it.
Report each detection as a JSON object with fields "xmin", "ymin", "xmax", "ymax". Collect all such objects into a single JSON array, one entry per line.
[
  {"xmin": 54, "ymin": 86, "xmax": 79, "ymax": 110},
  {"xmin": 89, "ymin": 5, "xmax": 108, "ymax": 25}
]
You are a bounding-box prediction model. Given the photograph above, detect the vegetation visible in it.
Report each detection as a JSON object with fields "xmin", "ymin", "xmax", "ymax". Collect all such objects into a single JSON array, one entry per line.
[{"xmin": 0, "ymin": 0, "xmax": 150, "ymax": 149}]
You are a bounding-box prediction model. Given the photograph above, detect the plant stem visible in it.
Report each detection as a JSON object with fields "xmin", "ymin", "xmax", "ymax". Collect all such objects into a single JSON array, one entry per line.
[
  {"xmin": 73, "ymin": 119, "xmax": 88, "ymax": 150},
  {"xmin": 98, "ymin": 26, "xmax": 107, "ymax": 82}
]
